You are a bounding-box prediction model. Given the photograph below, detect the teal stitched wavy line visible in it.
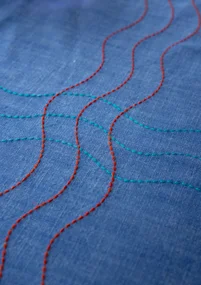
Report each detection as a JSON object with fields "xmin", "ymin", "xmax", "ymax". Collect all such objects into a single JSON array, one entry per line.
[
  {"xmin": 1, "ymin": 136, "xmax": 200, "ymax": 192},
  {"xmin": 0, "ymin": 113, "xmax": 200, "ymax": 161},
  {"xmin": 0, "ymin": 86, "xmax": 55, "ymax": 97},
  {"xmin": 1, "ymin": 92, "xmax": 200, "ymax": 134}
]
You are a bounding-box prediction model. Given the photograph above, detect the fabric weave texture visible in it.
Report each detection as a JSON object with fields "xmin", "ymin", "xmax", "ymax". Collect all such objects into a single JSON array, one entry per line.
[{"xmin": 0, "ymin": 0, "xmax": 201, "ymax": 284}]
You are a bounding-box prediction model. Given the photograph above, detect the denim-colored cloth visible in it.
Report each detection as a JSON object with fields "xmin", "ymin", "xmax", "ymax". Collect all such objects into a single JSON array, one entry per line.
[{"xmin": 0, "ymin": 0, "xmax": 201, "ymax": 284}]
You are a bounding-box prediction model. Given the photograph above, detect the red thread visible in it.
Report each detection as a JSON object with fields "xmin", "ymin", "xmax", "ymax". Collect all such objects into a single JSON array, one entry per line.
[
  {"xmin": 0, "ymin": 1, "xmax": 148, "ymax": 198},
  {"xmin": 39, "ymin": 1, "xmax": 201, "ymax": 284},
  {"xmin": 0, "ymin": 0, "xmax": 149, "ymax": 280},
  {"xmin": 0, "ymin": 0, "xmax": 178, "ymax": 280},
  {"xmin": 1, "ymin": 0, "xmax": 200, "ymax": 282}
]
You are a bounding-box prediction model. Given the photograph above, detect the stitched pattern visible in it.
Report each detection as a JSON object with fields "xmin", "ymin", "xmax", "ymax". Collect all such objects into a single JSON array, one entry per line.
[
  {"xmin": 0, "ymin": 0, "xmax": 200, "ymax": 284},
  {"xmin": 2, "ymin": 0, "xmax": 178, "ymax": 280},
  {"xmin": 0, "ymin": 0, "xmax": 149, "ymax": 280},
  {"xmin": 40, "ymin": 1, "xmax": 201, "ymax": 283}
]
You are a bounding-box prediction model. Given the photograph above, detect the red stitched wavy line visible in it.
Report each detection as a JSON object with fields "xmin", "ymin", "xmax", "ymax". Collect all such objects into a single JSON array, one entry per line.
[
  {"xmin": 0, "ymin": 0, "xmax": 178, "ymax": 281},
  {"xmin": 40, "ymin": 0, "xmax": 201, "ymax": 284},
  {"xmin": 0, "ymin": 0, "xmax": 149, "ymax": 279},
  {"xmin": 0, "ymin": 0, "xmax": 176, "ymax": 281},
  {"xmin": 0, "ymin": 1, "xmax": 148, "ymax": 198}
]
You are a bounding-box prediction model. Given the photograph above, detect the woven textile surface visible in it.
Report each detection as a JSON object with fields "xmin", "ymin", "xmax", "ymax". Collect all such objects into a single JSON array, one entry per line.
[{"xmin": 0, "ymin": 0, "xmax": 201, "ymax": 284}]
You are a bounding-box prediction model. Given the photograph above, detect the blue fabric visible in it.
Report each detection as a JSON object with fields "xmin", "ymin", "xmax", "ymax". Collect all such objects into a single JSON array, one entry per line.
[{"xmin": 0, "ymin": 0, "xmax": 201, "ymax": 284}]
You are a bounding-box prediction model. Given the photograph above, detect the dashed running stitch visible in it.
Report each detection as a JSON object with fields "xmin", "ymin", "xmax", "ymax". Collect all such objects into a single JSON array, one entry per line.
[
  {"xmin": 0, "ymin": 136, "xmax": 200, "ymax": 192},
  {"xmin": 1, "ymin": 92, "xmax": 200, "ymax": 133},
  {"xmin": 1, "ymin": 119, "xmax": 201, "ymax": 161},
  {"xmin": 0, "ymin": 85, "xmax": 55, "ymax": 97}
]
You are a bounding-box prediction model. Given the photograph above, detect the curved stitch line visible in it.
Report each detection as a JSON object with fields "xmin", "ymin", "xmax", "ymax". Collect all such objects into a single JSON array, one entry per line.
[
  {"xmin": 41, "ymin": 1, "xmax": 201, "ymax": 284},
  {"xmin": 0, "ymin": 0, "xmax": 149, "ymax": 280},
  {"xmin": 1, "ymin": 93, "xmax": 201, "ymax": 133},
  {"xmin": 0, "ymin": 85, "xmax": 55, "ymax": 98},
  {"xmin": 0, "ymin": 136, "xmax": 200, "ymax": 191}
]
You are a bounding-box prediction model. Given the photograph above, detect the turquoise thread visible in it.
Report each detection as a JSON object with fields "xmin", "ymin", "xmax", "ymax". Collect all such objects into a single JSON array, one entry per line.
[
  {"xmin": 0, "ymin": 86, "xmax": 55, "ymax": 97},
  {"xmin": 0, "ymin": 136, "xmax": 200, "ymax": 192},
  {"xmin": 1, "ymin": 112, "xmax": 201, "ymax": 161},
  {"xmin": 1, "ymin": 92, "xmax": 200, "ymax": 134}
]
